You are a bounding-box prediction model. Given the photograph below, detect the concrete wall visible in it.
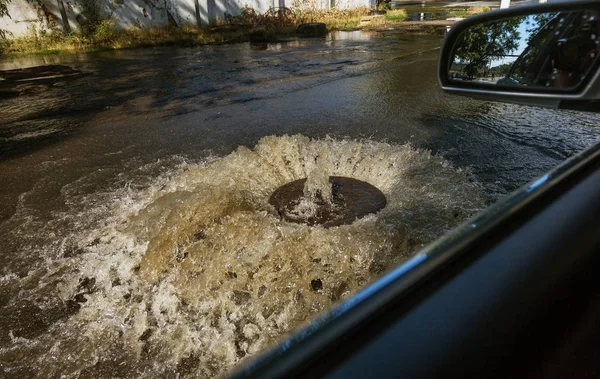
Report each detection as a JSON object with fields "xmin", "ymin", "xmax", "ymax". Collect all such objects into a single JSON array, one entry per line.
[
  {"xmin": 0, "ymin": 1, "xmax": 52, "ymax": 38},
  {"xmin": 0, "ymin": 0, "xmax": 371, "ymax": 38}
]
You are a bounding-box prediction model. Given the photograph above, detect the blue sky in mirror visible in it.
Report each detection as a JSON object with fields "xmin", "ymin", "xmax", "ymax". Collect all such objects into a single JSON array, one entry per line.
[{"xmin": 489, "ymin": 15, "xmax": 540, "ymax": 68}]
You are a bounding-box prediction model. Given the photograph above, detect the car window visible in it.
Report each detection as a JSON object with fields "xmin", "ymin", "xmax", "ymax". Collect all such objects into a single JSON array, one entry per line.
[{"xmin": 1, "ymin": 3, "xmax": 600, "ymax": 378}]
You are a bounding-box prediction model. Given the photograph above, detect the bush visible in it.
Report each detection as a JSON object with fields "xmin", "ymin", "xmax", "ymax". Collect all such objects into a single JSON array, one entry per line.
[
  {"xmin": 92, "ymin": 19, "xmax": 116, "ymax": 44},
  {"xmin": 293, "ymin": 7, "xmax": 370, "ymax": 30},
  {"xmin": 468, "ymin": 6, "xmax": 491, "ymax": 15}
]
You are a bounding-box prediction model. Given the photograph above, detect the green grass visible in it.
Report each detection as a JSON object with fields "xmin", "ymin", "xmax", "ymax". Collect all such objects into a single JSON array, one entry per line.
[
  {"xmin": 385, "ymin": 9, "xmax": 408, "ymax": 21},
  {"xmin": 295, "ymin": 7, "xmax": 370, "ymax": 31},
  {"xmin": 1, "ymin": 24, "xmax": 253, "ymax": 55},
  {"xmin": 448, "ymin": 6, "xmax": 491, "ymax": 18},
  {"xmin": 388, "ymin": 5, "xmax": 491, "ymax": 21},
  {"xmin": 447, "ymin": 9, "xmax": 470, "ymax": 18}
]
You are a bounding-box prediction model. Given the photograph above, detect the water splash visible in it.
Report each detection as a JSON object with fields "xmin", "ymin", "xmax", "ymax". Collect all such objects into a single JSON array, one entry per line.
[
  {"xmin": 0, "ymin": 135, "xmax": 485, "ymax": 378},
  {"xmin": 304, "ymin": 167, "xmax": 333, "ymax": 203}
]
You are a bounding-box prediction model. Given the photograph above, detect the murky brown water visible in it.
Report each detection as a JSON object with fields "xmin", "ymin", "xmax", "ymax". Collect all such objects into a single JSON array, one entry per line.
[{"xmin": 0, "ymin": 31, "xmax": 599, "ymax": 378}]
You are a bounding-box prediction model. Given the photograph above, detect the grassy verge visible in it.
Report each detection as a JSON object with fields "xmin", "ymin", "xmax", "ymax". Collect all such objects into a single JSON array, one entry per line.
[
  {"xmin": 0, "ymin": 5, "xmax": 489, "ymax": 55},
  {"xmin": 1, "ymin": 8, "xmax": 371, "ymax": 55},
  {"xmin": 386, "ymin": 5, "xmax": 491, "ymax": 22},
  {"xmin": 1, "ymin": 23, "xmax": 251, "ymax": 55},
  {"xmin": 384, "ymin": 9, "xmax": 408, "ymax": 22},
  {"xmin": 295, "ymin": 7, "xmax": 370, "ymax": 30},
  {"xmin": 448, "ymin": 6, "xmax": 491, "ymax": 18}
]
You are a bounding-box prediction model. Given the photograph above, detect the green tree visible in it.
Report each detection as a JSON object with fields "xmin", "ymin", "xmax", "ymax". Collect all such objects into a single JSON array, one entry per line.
[
  {"xmin": 453, "ymin": 17, "xmax": 523, "ymax": 79},
  {"xmin": 525, "ymin": 12, "xmax": 559, "ymax": 43},
  {"xmin": 490, "ymin": 63, "xmax": 512, "ymax": 75}
]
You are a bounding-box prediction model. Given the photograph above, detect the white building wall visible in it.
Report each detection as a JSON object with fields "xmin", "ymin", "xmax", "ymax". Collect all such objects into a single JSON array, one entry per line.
[
  {"xmin": 0, "ymin": 1, "xmax": 50, "ymax": 38},
  {"xmin": 336, "ymin": 0, "xmax": 374, "ymax": 8}
]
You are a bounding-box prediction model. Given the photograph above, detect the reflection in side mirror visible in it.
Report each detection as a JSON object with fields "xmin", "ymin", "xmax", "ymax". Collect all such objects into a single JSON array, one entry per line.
[{"xmin": 448, "ymin": 9, "xmax": 600, "ymax": 91}]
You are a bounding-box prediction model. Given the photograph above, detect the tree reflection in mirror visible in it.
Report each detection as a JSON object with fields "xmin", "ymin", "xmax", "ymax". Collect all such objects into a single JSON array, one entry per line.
[{"xmin": 449, "ymin": 9, "xmax": 600, "ymax": 90}]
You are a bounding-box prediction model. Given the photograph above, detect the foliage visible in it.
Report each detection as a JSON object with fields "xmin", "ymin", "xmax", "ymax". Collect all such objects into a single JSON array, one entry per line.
[
  {"xmin": 453, "ymin": 17, "xmax": 522, "ymax": 78},
  {"xmin": 290, "ymin": 0, "xmax": 369, "ymax": 29},
  {"xmin": 224, "ymin": 5, "xmax": 367, "ymax": 31},
  {"xmin": 92, "ymin": 18, "xmax": 116, "ymax": 43},
  {"xmin": 227, "ymin": 6, "xmax": 297, "ymax": 29},
  {"xmin": 238, "ymin": 6, "xmax": 262, "ymax": 26},
  {"xmin": 79, "ymin": 0, "xmax": 109, "ymax": 36},
  {"xmin": 446, "ymin": 6, "xmax": 489, "ymax": 18},
  {"xmin": 1, "ymin": 25, "xmax": 250, "ymax": 54},
  {"xmin": 385, "ymin": 9, "xmax": 407, "ymax": 22},
  {"xmin": 263, "ymin": 7, "xmax": 296, "ymax": 28},
  {"xmin": 376, "ymin": 1, "xmax": 390, "ymax": 11},
  {"xmin": 491, "ymin": 62, "xmax": 512, "ymax": 75},
  {"xmin": 468, "ymin": 6, "xmax": 491, "ymax": 15},
  {"xmin": 293, "ymin": 7, "xmax": 370, "ymax": 30},
  {"xmin": 0, "ymin": 3, "xmax": 388, "ymax": 55},
  {"xmin": 525, "ymin": 12, "xmax": 559, "ymax": 43},
  {"xmin": 291, "ymin": 0, "xmax": 319, "ymax": 17}
]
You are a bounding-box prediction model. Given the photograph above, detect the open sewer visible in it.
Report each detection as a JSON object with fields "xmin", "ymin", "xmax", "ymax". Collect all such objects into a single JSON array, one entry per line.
[{"xmin": 1, "ymin": 135, "xmax": 485, "ymax": 378}]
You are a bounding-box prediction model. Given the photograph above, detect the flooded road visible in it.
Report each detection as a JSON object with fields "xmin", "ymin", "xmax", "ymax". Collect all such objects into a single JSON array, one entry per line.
[{"xmin": 1, "ymin": 30, "xmax": 599, "ymax": 378}]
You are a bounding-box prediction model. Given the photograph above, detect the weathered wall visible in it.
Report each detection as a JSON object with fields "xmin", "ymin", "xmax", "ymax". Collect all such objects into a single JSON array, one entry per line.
[
  {"xmin": 0, "ymin": 1, "xmax": 51, "ymax": 38},
  {"xmin": 0, "ymin": 0, "xmax": 371, "ymax": 38}
]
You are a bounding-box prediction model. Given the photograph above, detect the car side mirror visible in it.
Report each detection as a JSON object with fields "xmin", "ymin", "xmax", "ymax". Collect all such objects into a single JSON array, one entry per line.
[{"xmin": 439, "ymin": 1, "xmax": 600, "ymax": 111}]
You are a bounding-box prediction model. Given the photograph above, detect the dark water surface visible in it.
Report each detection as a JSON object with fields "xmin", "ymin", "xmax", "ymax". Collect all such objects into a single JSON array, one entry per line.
[{"xmin": 0, "ymin": 31, "xmax": 599, "ymax": 377}]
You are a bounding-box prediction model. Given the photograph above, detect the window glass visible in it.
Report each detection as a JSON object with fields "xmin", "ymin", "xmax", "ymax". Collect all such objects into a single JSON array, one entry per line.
[{"xmin": 0, "ymin": 4, "xmax": 599, "ymax": 378}]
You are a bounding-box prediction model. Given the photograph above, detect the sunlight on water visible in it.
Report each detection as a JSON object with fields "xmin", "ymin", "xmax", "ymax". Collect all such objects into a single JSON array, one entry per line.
[{"xmin": 1, "ymin": 135, "xmax": 485, "ymax": 378}]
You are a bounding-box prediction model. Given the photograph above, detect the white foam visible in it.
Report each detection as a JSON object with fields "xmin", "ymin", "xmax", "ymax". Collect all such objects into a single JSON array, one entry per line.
[{"xmin": 0, "ymin": 135, "xmax": 485, "ymax": 378}]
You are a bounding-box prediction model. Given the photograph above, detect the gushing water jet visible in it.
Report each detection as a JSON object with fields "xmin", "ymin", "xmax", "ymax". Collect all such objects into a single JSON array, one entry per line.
[{"xmin": 269, "ymin": 176, "xmax": 387, "ymax": 228}]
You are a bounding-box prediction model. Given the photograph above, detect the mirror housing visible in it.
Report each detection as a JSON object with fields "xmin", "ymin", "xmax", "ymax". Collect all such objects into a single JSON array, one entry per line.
[{"xmin": 439, "ymin": 0, "xmax": 600, "ymax": 111}]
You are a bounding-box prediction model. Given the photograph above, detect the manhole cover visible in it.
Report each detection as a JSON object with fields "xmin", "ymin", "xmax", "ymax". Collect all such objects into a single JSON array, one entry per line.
[{"xmin": 269, "ymin": 176, "xmax": 386, "ymax": 228}]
